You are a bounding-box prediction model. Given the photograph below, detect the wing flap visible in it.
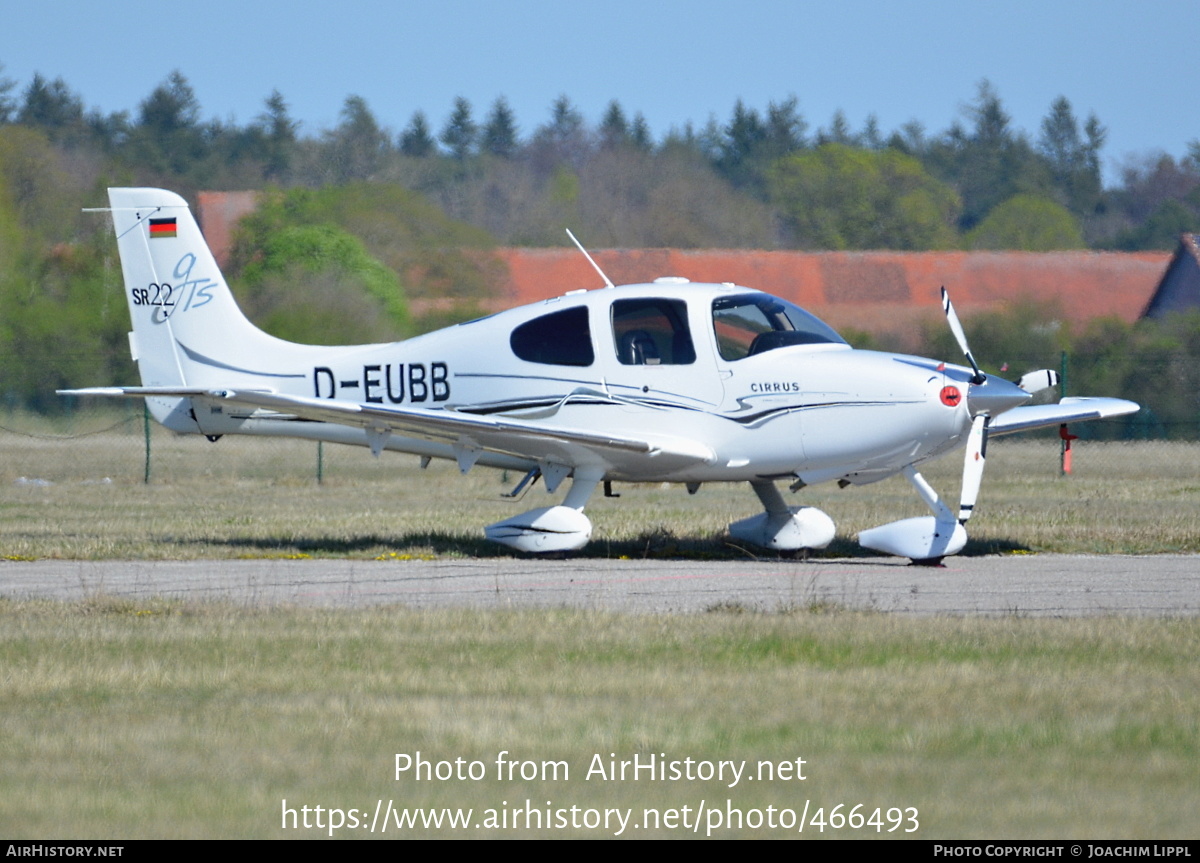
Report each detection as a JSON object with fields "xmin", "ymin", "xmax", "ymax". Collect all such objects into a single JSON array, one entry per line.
[{"xmin": 59, "ymin": 386, "xmax": 717, "ymax": 469}]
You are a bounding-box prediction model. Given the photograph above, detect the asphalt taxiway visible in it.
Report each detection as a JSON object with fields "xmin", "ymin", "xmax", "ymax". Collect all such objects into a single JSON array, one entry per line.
[{"xmin": 2, "ymin": 554, "xmax": 1196, "ymax": 616}]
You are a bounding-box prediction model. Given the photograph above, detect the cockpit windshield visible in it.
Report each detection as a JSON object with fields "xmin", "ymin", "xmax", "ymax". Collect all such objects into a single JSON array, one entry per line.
[{"xmin": 712, "ymin": 294, "xmax": 846, "ymax": 361}]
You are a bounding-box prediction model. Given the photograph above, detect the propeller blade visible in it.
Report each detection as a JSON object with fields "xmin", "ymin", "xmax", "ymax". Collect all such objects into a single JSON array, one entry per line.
[
  {"xmin": 958, "ymin": 414, "xmax": 989, "ymax": 524},
  {"xmin": 941, "ymin": 287, "xmax": 985, "ymax": 385}
]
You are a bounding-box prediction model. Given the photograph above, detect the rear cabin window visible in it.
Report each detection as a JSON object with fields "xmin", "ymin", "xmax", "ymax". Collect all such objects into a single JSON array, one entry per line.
[
  {"xmin": 611, "ymin": 298, "xmax": 696, "ymax": 365},
  {"xmin": 712, "ymin": 294, "xmax": 846, "ymax": 361},
  {"xmin": 510, "ymin": 306, "xmax": 594, "ymax": 366}
]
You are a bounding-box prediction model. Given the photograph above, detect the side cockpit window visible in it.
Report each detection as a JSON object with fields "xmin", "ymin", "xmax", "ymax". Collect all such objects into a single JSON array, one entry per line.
[
  {"xmin": 510, "ymin": 306, "xmax": 594, "ymax": 366},
  {"xmin": 612, "ymin": 298, "xmax": 696, "ymax": 365},
  {"xmin": 712, "ymin": 294, "xmax": 846, "ymax": 361}
]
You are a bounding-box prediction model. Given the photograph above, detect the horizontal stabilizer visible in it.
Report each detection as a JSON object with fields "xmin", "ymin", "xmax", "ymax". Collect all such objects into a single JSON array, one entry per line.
[{"xmin": 58, "ymin": 386, "xmax": 269, "ymax": 398}]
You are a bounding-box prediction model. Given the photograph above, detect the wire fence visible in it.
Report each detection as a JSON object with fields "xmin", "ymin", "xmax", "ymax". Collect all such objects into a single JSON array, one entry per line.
[
  {"xmin": 0, "ymin": 401, "xmax": 1190, "ymax": 489},
  {"xmin": 4, "ymin": 339, "xmax": 1197, "ymax": 483},
  {"xmin": 0, "ymin": 404, "xmax": 373, "ymax": 486}
]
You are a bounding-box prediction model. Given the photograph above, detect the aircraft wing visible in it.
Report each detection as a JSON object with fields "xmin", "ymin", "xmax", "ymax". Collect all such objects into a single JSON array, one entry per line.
[
  {"xmin": 988, "ymin": 397, "xmax": 1140, "ymax": 436},
  {"xmin": 59, "ymin": 386, "xmax": 717, "ymax": 472}
]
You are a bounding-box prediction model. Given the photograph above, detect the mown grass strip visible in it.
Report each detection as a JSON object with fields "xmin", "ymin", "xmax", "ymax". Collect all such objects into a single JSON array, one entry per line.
[{"xmin": 1, "ymin": 601, "xmax": 1196, "ymax": 838}]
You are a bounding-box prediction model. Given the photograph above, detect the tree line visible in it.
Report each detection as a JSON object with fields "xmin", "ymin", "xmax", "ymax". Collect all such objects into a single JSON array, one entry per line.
[
  {"xmin": 1, "ymin": 65, "xmax": 1198, "ymax": 431},
  {"xmin": 2, "ymin": 66, "xmax": 1199, "ymax": 251}
]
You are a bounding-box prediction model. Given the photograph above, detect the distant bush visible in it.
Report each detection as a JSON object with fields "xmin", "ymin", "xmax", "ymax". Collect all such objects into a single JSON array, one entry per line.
[
  {"xmin": 965, "ymin": 194, "xmax": 1086, "ymax": 250},
  {"xmin": 229, "ymin": 184, "xmax": 501, "ymax": 303},
  {"xmin": 234, "ymin": 223, "xmax": 409, "ymax": 344}
]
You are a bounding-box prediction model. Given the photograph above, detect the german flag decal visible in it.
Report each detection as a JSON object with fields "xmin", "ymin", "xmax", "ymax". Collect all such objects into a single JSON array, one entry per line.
[{"xmin": 148, "ymin": 217, "xmax": 177, "ymax": 239}]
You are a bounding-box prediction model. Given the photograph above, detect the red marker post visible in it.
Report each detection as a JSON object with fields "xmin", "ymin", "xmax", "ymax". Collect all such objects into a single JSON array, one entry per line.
[{"xmin": 1059, "ymin": 424, "xmax": 1079, "ymax": 475}]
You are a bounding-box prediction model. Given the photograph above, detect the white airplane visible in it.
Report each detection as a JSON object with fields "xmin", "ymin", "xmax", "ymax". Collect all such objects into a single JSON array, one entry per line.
[{"xmin": 61, "ymin": 188, "xmax": 1139, "ymax": 563}]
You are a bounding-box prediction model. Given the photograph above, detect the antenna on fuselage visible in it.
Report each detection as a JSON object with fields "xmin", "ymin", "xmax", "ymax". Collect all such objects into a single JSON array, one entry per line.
[{"xmin": 565, "ymin": 228, "xmax": 615, "ymax": 289}]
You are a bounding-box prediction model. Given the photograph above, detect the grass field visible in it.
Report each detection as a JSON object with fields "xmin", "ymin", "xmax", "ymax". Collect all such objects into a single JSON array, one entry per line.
[
  {"xmin": 2, "ymin": 413, "xmax": 1199, "ymax": 558},
  {"xmin": 1, "ymin": 419, "xmax": 1198, "ymax": 839},
  {"xmin": 2, "ymin": 603, "xmax": 1197, "ymax": 839}
]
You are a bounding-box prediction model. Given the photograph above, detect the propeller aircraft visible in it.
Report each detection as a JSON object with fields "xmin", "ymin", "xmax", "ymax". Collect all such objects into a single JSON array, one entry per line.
[{"xmin": 61, "ymin": 188, "xmax": 1139, "ymax": 563}]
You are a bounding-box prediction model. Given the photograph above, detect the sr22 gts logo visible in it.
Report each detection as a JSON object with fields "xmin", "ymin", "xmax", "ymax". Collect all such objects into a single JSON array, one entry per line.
[
  {"xmin": 314, "ymin": 363, "xmax": 450, "ymax": 403},
  {"xmin": 130, "ymin": 253, "xmax": 217, "ymax": 322}
]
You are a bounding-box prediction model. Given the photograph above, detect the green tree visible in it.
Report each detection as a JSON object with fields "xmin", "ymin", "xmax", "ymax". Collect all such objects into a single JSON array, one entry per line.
[
  {"xmin": 598, "ymin": 100, "xmax": 651, "ymax": 153},
  {"xmin": 322, "ymin": 95, "xmax": 390, "ymax": 182},
  {"xmin": 84, "ymin": 108, "xmax": 131, "ymax": 154},
  {"xmin": 529, "ymin": 95, "xmax": 589, "ymax": 170},
  {"xmin": 399, "ymin": 111, "xmax": 436, "ymax": 158},
  {"xmin": 815, "ymin": 110, "xmax": 856, "ymax": 147},
  {"xmin": 924, "ymin": 81, "xmax": 1052, "ymax": 231},
  {"xmin": 234, "ymin": 223, "xmax": 409, "ymax": 344},
  {"xmin": 543, "ymin": 95, "xmax": 584, "ymax": 142},
  {"xmin": 125, "ymin": 70, "xmax": 207, "ymax": 179},
  {"xmin": 575, "ymin": 146, "xmax": 777, "ymax": 247},
  {"xmin": 0, "ymin": 63, "xmax": 16, "ymax": 123},
  {"xmin": 715, "ymin": 99, "xmax": 765, "ymax": 188},
  {"xmin": 886, "ymin": 120, "xmax": 927, "ymax": 157},
  {"xmin": 763, "ymin": 97, "xmax": 806, "ymax": 158},
  {"xmin": 440, "ymin": 96, "xmax": 477, "ymax": 160},
  {"xmin": 0, "ymin": 144, "xmax": 27, "ymax": 272},
  {"xmin": 768, "ymin": 143, "xmax": 961, "ymax": 249},
  {"xmin": 1038, "ymin": 96, "xmax": 1103, "ymax": 215},
  {"xmin": 1106, "ymin": 154, "xmax": 1200, "ymax": 249},
  {"xmin": 0, "ymin": 131, "xmax": 130, "ymax": 410},
  {"xmin": 229, "ymin": 183, "xmax": 498, "ymax": 305},
  {"xmin": 255, "ymin": 90, "xmax": 298, "ymax": 181},
  {"xmin": 1188, "ymin": 139, "xmax": 1200, "ymax": 170},
  {"xmin": 1072, "ymin": 314, "xmax": 1200, "ymax": 439},
  {"xmin": 1112, "ymin": 199, "xmax": 1198, "ymax": 251},
  {"xmin": 480, "ymin": 97, "xmax": 518, "ymax": 158},
  {"xmin": 629, "ymin": 112, "xmax": 652, "ymax": 152},
  {"xmin": 138, "ymin": 70, "xmax": 199, "ymax": 133},
  {"xmin": 599, "ymin": 100, "xmax": 630, "ymax": 150},
  {"xmin": 965, "ymin": 194, "xmax": 1086, "ymax": 250},
  {"xmin": 1083, "ymin": 115, "xmax": 1106, "ymax": 179},
  {"xmin": 0, "ymin": 125, "xmax": 76, "ymax": 243},
  {"xmin": 17, "ymin": 74, "xmax": 85, "ymax": 143},
  {"xmin": 716, "ymin": 97, "xmax": 806, "ymax": 192},
  {"xmin": 861, "ymin": 114, "xmax": 884, "ymax": 150}
]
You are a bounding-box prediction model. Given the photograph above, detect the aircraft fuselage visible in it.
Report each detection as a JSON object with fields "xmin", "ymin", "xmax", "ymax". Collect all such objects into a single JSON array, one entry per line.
[{"xmin": 171, "ymin": 279, "xmax": 974, "ymax": 487}]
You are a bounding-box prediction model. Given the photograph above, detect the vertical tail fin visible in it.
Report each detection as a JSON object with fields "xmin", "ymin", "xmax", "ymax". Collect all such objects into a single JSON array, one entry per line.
[
  {"xmin": 107, "ymin": 188, "xmax": 323, "ymax": 429},
  {"xmin": 110, "ymin": 188, "xmax": 271, "ymax": 385}
]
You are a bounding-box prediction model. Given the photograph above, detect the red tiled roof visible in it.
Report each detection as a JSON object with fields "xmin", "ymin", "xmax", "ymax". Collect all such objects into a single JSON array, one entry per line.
[
  {"xmin": 196, "ymin": 191, "xmax": 261, "ymax": 268},
  {"xmin": 492, "ymin": 248, "xmax": 1170, "ymax": 333},
  {"xmin": 196, "ymin": 193, "xmax": 1170, "ymax": 334}
]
